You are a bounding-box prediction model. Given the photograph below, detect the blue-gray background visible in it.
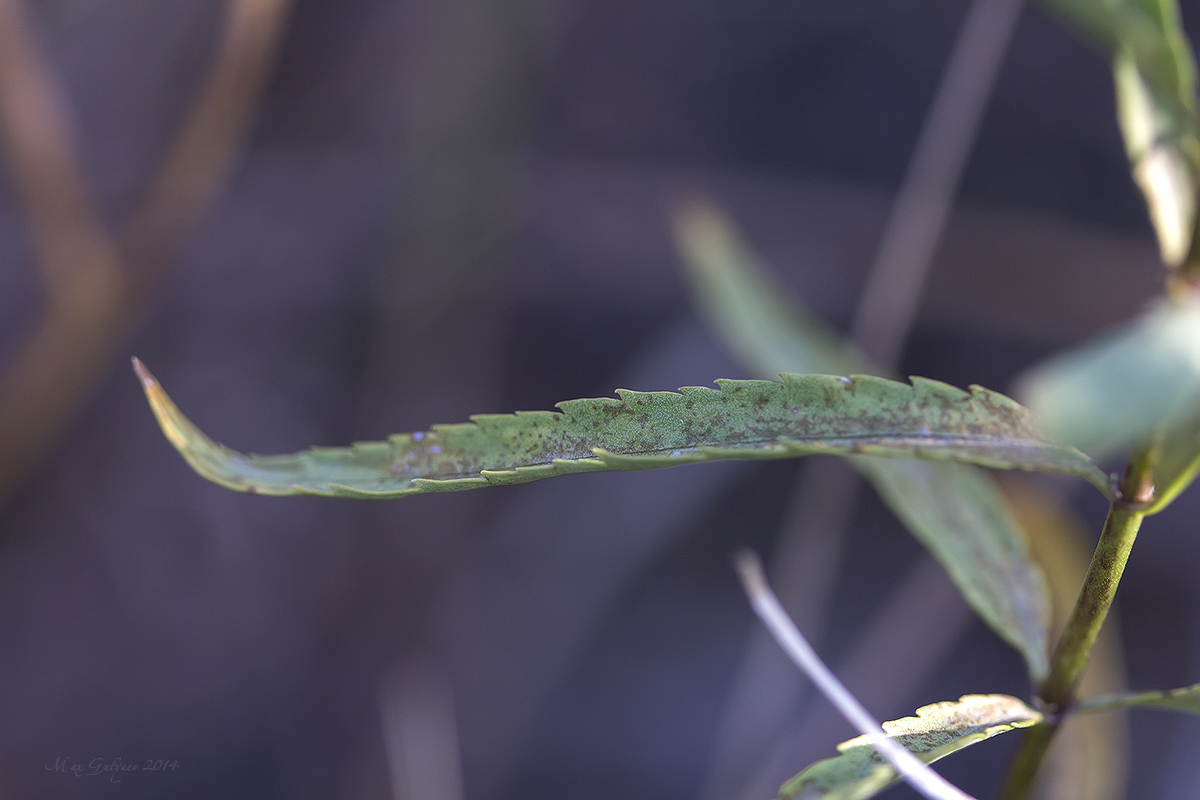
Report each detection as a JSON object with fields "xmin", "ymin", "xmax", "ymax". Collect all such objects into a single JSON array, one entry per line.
[{"xmin": 0, "ymin": 1, "xmax": 1197, "ymax": 798}]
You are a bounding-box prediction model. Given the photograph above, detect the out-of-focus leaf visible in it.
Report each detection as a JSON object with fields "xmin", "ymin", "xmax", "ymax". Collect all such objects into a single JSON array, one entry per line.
[
  {"xmin": 777, "ymin": 695, "xmax": 1043, "ymax": 800},
  {"xmin": 673, "ymin": 202, "xmax": 1055, "ymax": 682},
  {"xmin": 1036, "ymin": 0, "xmax": 1200, "ymax": 265},
  {"xmin": 859, "ymin": 460, "xmax": 1052, "ymax": 682},
  {"xmin": 1116, "ymin": 52, "xmax": 1199, "ymax": 266},
  {"xmin": 135, "ymin": 359, "xmax": 1107, "ymax": 499},
  {"xmin": 1016, "ymin": 296, "xmax": 1200, "ymax": 461},
  {"xmin": 1145, "ymin": 408, "xmax": 1200, "ymax": 511},
  {"xmin": 1077, "ymin": 682, "xmax": 1200, "ymax": 715},
  {"xmin": 672, "ymin": 200, "xmax": 868, "ymax": 376}
]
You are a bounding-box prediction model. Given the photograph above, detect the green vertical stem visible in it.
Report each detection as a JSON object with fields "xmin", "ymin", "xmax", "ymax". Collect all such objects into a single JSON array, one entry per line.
[
  {"xmin": 1038, "ymin": 503, "xmax": 1145, "ymax": 708},
  {"xmin": 998, "ymin": 449, "xmax": 1154, "ymax": 800}
]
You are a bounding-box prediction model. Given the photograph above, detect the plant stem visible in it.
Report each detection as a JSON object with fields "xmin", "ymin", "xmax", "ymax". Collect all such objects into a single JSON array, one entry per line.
[{"xmin": 997, "ymin": 448, "xmax": 1154, "ymax": 800}]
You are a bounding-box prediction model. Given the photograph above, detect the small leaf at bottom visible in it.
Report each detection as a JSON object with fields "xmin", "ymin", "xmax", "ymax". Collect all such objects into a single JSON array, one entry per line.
[{"xmin": 779, "ymin": 695, "xmax": 1043, "ymax": 800}]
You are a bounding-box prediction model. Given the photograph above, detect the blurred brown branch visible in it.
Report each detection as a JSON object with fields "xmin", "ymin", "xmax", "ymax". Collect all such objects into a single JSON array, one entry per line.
[{"xmin": 0, "ymin": 0, "xmax": 295, "ymax": 504}]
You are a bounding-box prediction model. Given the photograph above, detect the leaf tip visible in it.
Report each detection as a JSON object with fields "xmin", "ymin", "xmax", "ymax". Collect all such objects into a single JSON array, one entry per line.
[
  {"xmin": 131, "ymin": 356, "xmax": 155, "ymax": 389},
  {"xmin": 130, "ymin": 358, "xmax": 208, "ymax": 459}
]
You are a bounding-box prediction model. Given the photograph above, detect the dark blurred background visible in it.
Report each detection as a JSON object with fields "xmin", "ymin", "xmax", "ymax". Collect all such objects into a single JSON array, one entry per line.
[{"xmin": 0, "ymin": 0, "xmax": 1197, "ymax": 798}]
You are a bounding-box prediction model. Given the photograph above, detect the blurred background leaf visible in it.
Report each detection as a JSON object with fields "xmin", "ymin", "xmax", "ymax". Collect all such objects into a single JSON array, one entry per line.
[
  {"xmin": 673, "ymin": 201, "xmax": 1054, "ymax": 683},
  {"xmin": 1078, "ymin": 682, "xmax": 1200, "ymax": 715},
  {"xmin": 1037, "ymin": 0, "xmax": 1200, "ymax": 268},
  {"xmin": 1146, "ymin": 407, "xmax": 1200, "ymax": 511},
  {"xmin": 1016, "ymin": 295, "xmax": 1200, "ymax": 462}
]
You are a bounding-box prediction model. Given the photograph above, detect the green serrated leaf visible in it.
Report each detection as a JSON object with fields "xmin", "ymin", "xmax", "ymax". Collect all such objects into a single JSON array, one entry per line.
[
  {"xmin": 1077, "ymin": 681, "xmax": 1200, "ymax": 716},
  {"xmin": 1037, "ymin": 0, "xmax": 1200, "ymax": 265},
  {"xmin": 778, "ymin": 694, "xmax": 1043, "ymax": 800},
  {"xmin": 672, "ymin": 202, "xmax": 1054, "ymax": 681},
  {"xmin": 1016, "ymin": 296, "xmax": 1200, "ymax": 462},
  {"xmin": 133, "ymin": 359, "xmax": 1106, "ymax": 501}
]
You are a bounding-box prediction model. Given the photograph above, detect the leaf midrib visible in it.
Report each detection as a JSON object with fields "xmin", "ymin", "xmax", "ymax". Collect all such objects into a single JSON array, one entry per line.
[{"xmin": 386, "ymin": 431, "xmax": 1074, "ymax": 480}]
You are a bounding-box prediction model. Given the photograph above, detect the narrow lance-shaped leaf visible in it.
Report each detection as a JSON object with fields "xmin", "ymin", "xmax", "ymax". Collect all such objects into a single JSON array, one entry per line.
[
  {"xmin": 778, "ymin": 694, "xmax": 1043, "ymax": 800},
  {"xmin": 1016, "ymin": 296, "xmax": 1200, "ymax": 462},
  {"xmin": 673, "ymin": 201, "xmax": 1057, "ymax": 682},
  {"xmin": 1036, "ymin": 0, "xmax": 1200, "ymax": 266},
  {"xmin": 1076, "ymin": 682, "xmax": 1200, "ymax": 716},
  {"xmin": 134, "ymin": 359, "xmax": 1107, "ymax": 500},
  {"xmin": 855, "ymin": 459, "xmax": 1053, "ymax": 681},
  {"xmin": 670, "ymin": 199, "xmax": 869, "ymax": 377}
]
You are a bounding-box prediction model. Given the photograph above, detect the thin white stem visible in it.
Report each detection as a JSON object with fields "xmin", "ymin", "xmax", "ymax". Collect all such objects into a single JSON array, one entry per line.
[
  {"xmin": 734, "ymin": 551, "xmax": 977, "ymax": 800},
  {"xmin": 379, "ymin": 661, "xmax": 467, "ymax": 800}
]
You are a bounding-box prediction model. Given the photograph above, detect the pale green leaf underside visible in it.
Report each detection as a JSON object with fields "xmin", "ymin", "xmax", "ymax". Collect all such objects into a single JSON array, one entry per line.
[
  {"xmin": 1017, "ymin": 297, "xmax": 1200, "ymax": 462},
  {"xmin": 854, "ymin": 458, "xmax": 1051, "ymax": 681},
  {"xmin": 1077, "ymin": 681, "xmax": 1200, "ymax": 716},
  {"xmin": 134, "ymin": 359, "xmax": 1107, "ymax": 500},
  {"xmin": 1148, "ymin": 408, "xmax": 1200, "ymax": 512},
  {"xmin": 778, "ymin": 694, "xmax": 1043, "ymax": 800},
  {"xmin": 1037, "ymin": 0, "xmax": 1200, "ymax": 264},
  {"xmin": 673, "ymin": 202, "xmax": 1054, "ymax": 681}
]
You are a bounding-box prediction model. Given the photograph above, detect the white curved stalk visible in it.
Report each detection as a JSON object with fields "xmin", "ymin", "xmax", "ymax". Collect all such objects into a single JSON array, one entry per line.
[{"xmin": 734, "ymin": 551, "xmax": 978, "ymax": 800}]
